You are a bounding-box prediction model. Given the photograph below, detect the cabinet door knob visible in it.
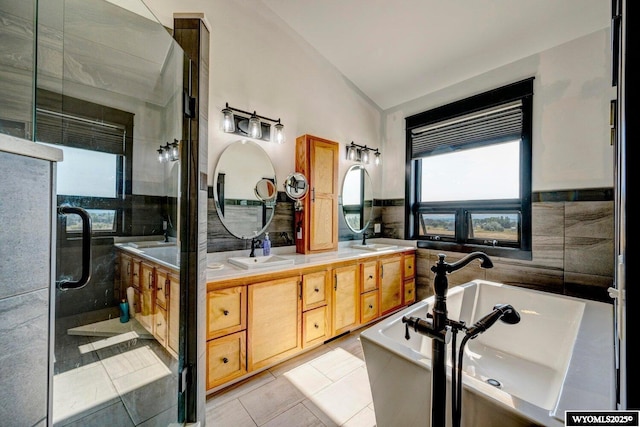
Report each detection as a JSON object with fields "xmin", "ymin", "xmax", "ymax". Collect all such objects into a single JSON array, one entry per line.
[
  {"xmin": 222, "ymin": 357, "xmax": 228, "ymax": 364},
  {"xmin": 223, "ymin": 310, "xmax": 229, "ymax": 316},
  {"xmin": 369, "ymin": 304, "xmax": 373, "ymax": 309},
  {"xmin": 314, "ymin": 287, "xmax": 319, "ymax": 292},
  {"xmin": 368, "ymin": 275, "xmax": 373, "ymax": 280},
  {"xmin": 314, "ymin": 323, "xmax": 319, "ymax": 329}
]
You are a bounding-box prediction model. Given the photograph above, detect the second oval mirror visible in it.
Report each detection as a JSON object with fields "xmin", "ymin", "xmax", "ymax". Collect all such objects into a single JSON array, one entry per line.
[
  {"xmin": 213, "ymin": 140, "xmax": 277, "ymax": 239},
  {"xmin": 341, "ymin": 164, "xmax": 373, "ymax": 233}
]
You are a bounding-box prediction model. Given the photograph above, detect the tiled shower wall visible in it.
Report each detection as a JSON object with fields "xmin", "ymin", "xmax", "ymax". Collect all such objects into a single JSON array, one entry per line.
[{"xmin": 380, "ymin": 199, "xmax": 614, "ymax": 303}]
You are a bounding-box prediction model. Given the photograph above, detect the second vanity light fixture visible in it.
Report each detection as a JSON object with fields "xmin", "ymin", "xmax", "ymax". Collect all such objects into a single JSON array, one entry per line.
[
  {"xmin": 346, "ymin": 141, "xmax": 381, "ymax": 166},
  {"xmin": 221, "ymin": 102, "xmax": 285, "ymax": 144},
  {"xmin": 157, "ymin": 139, "xmax": 180, "ymax": 162}
]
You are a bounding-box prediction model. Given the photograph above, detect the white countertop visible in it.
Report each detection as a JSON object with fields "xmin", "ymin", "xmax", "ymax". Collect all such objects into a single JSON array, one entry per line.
[
  {"xmin": 114, "ymin": 238, "xmax": 416, "ymax": 283},
  {"xmin": 205, "ymin": 239, "xmax": 416, "ymax": 283}
]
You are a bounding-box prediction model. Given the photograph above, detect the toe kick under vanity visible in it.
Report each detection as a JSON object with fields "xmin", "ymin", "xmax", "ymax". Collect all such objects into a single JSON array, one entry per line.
[{"xmin": 205, "ymin": 244, "xmax": 416, "ymax": 393}]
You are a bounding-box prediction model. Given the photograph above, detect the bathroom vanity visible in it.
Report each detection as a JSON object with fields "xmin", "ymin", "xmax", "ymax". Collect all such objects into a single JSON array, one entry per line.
[
  {"xmin": 114, "ymin": 242, "xmax": 181, "ymax": 358},
  {"xmin": 204, "ymin": 244, "xmax": 416, "ymax": 392}
]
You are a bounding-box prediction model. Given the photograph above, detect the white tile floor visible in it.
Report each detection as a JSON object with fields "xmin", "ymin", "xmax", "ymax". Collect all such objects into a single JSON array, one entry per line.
[{"xmin": 206, "ymin": 327, "xmax": 377, "ymax": 427}]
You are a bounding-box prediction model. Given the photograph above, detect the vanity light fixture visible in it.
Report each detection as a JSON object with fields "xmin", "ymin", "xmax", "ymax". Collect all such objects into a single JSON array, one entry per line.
[
  {"xmin": 157, "ymin": 139, "xmax": 180, "ymax": 163},
  {"xmin": 346, "ymin": 141, "xmax": 381, "ymax": 166},
  {"xmin": 221, "ymin": 102, "xmax": 285, "ymax": 143}
]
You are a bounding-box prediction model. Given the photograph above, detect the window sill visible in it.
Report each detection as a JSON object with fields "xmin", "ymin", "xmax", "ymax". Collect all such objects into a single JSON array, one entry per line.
[{"xmin": 415, "ymin": 240, "xmax": 532, "ymax": 261}]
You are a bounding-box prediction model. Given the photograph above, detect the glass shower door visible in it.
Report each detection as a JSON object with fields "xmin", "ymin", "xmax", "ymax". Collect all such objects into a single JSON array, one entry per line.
[{"xmin": 36, "ymin": 0, "xmax": 187, "ymax": 424}]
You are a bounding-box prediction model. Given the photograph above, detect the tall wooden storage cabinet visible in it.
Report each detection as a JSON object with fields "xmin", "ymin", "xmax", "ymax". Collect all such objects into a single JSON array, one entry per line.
[{"xmin": 295, "ymin": 134, "xmax": 339, "ymax": 254}]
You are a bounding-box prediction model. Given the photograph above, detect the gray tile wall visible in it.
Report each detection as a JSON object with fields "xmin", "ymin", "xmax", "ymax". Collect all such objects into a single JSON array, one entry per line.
[
  {"xmin": 0, "ymin": 151, "xmax": 53, "ymax": 425},
  {"xmin": 381, "ymin": 200, "xmax": 614, "ymax": 303}
]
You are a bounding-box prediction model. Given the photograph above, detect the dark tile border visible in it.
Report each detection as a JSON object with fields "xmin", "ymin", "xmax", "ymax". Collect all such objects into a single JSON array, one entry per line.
[{"xmin": 532, "ymin": 188, "xmax": 613, "ymax": 202}]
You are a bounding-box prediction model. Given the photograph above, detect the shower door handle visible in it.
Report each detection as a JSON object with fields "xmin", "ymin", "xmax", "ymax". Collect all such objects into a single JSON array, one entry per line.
[{"xmin": 57, "ymin": 206, "xmax": 92, "ymax": 290}]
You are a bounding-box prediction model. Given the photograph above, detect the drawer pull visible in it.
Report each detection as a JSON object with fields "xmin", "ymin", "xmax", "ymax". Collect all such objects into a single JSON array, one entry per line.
[
  {"xmin": 314, "ymin": 323, "xmax": 319, "ymax": 329},
  {"xmin": 223, "ymin": 310, "xmax": 229, "ymax": 316},
  {"xmin": 408, "ymin": 290, "xmax": 413, "ymax": 294},
  {"xmin": 369, "ymin": 304, "xmax": 373, "ymax": 309},
  {"xmin": 368, "ymin": 275, "xmax": 373, "ymax": 280},
  {"xmin": 314, "ymin": 287, "xmax": 319, "ymax": 292},
  {"xmin": 222, "ymin": 357, "xmax": 228, "ymax": 364}
]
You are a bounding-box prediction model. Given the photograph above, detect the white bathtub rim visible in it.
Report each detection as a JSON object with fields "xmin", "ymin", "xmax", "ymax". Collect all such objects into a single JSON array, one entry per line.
[{"xmin": 360, "ymin": 279, "xmax": 615, "ymax": 427}]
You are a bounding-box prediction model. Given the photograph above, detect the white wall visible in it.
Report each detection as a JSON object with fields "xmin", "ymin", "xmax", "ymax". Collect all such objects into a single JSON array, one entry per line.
[
  {"xmin": 145, "ymin": 0, "xmax": 382, "ymax": 194},
  {"xmin": 146, "ymin": 0, "xmax": 614, "ymax": 201},
  {"xmin": 381, "ymin": 29, "xmax": 615, "ymax": 198}
]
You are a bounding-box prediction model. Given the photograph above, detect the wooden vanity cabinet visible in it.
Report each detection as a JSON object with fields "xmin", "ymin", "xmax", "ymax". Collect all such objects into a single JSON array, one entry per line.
[
  {"xmin": 206, "ymin": 285, "xmax": 247, "ymax": 389},
  {"xmin": 295, "ymin": 134, "xmax": 339, "ymax": 254},
  {"xmin": 332, "ymin": 264, "xmax": 360, "ymax": 336},
  {"xmin": 115, "ymin": 249, "xmax": 179, "ymax": 358},
  {"xmin": 360, "ymin": 260, "xmax": 379, "ymax": 324},
  {"xmin": 379, "ymin": 255, "xmax": 403, "ymax": 315},
  {"xmin": 302, "ymin": 270, "xmax": 330, "ymax": 348},
  {"xmin": 403, "ymin": 253, "xmax": 416, "ymax": 305},
  {"xmin": 247, "ymin": 276, "xmax": 302, "ymax": 371}
]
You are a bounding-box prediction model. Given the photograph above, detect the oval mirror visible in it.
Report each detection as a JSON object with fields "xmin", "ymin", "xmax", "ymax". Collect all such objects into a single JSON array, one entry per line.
[
  {"xmin": 213, "ymin": 140, "xmax": 277, "ymax": 239},
  {"xmin": 341, "ymin": 164, "xmax": 374, "ymax": 233}
]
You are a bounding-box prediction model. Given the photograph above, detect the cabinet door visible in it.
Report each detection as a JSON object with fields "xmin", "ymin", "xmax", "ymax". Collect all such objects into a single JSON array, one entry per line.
[
  {"xmin": 167, "ymin": 272, "xmax": 180, "ymax": 357},
  {"xmin": 380, "ymin": 256, "xmax": 403, "ymax": 315},
  {"xmin": 138, "ymin": 262, "xmax": 155, "ymax": 331},
  {"xmin": 303, "ymin": 306, "xmax": 329, "ymax": 348},
  {"xmin": 119, "ymin": 253, "xmax": 133, "ymax": 297},
  {"xmin": 207, "ymin": 331, "xmax": 247, "ymax": 390},
  {"xmin": 404, "ymin": 254, "xmax": 415, "ymax": 279},
  {"xmin": 154, "ymin": 306, "xmax": 167, "ymax": 347},
  {"xmin": 361, "ymin": 290, "xmax": 379, "ymax": 324},
  {"xmin": 309, "ymin": 139, "xmax": 338, "ymax": 251},
  {"xmin": 404, "ymin": 279, "xmax": 416, "ymax": 305},
  {"xmin": 332, "ymin": 264, "xmax": 360, "ymax": 335},
  {"xmin": 248, "ymin": 276, "xmax": 302, "ymax": 371},
  {"xmin": 361, "ymin": 260, "xmax": 378, "ymax": 293},
  {"xmin": 155, "ymin": 267, "xmax": 169, "ymax": 309},
  {"xmin": 207, "ymin": 286, "xmax": 246, "ymax": 340},
  {"xmin": 302, "ymin": 270, "xmax": 328, "ymax": 311}
]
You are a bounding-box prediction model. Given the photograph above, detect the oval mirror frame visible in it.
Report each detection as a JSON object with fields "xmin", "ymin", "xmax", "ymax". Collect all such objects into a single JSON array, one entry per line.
[
  {"xmin": 341, "ymin": 164, "xmax": 374, "ymax": 233},
  {"xmin": 213, "ymin": 140, "xmax": 277, "ymax": 239}
]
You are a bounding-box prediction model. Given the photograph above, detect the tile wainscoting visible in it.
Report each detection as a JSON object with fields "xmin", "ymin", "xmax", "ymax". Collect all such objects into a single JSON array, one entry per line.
[
  {"xmin": 206, "ymin": 188, "xmax": 613, "ymax": 303},
  {"xmin": 379, "ymin": 191, "xmax": 614, "ymax": 303}
]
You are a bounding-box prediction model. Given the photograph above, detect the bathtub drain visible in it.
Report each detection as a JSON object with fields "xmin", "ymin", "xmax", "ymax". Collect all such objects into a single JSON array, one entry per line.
[{"xmin": 486, "ymin": 378, "xmax": 502, "ymax": 388}]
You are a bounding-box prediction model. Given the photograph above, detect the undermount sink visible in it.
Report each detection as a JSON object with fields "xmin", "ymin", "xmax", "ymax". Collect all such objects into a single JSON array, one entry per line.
[
  {"xmin": 128, "ymin": 241, "xmax": 176, "ymax": 248},
  {"xmin": 351, "ymin": 243, "xmax": 398, "ymax": 251},
  {"xmin": 228, "ymin": 255, "xmax": 294, "ymax": 270}
]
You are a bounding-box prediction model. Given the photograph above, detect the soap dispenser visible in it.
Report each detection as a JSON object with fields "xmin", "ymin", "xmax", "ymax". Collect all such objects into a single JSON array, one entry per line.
[{"xmin": 263, "ymin": 232, "xmax": 271, "ymax": 256}]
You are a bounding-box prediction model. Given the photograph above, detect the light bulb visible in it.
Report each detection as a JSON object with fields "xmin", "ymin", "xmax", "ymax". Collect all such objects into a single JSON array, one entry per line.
[
  {"xmin": 361, "ymin": 149, "xmax": 370, "ymax": 164},
  {"xmin": 374, "ymin": 151, "xmax": 381, "ymax": 166},
  {"xmin": 274, "ymin": 122, "xmax": 285, "ymax": 144},
  {"xmin": 157, "ymin": 147, "xmax": 165, "ymax": 162},
  {"xmin": 221, "ymin": 107, "xmax": 235, "ymax": 132},
  {"xmin": 248, "ymin": 112, "xmax": 262, "ymax": 139},
  {"xmin": 348, "ymin": 145, "xmax": 356, "ymax": 160}
]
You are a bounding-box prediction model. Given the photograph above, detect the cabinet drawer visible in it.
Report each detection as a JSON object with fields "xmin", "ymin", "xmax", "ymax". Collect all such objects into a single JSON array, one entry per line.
[
  {"xmin": 404, "ymin": 255, "xmax": 415, "ymax": 279},
  {"xmin": 154, "ymin": 306, "xmax": 167, "ymax": 347},
  {"xmin": 361, "ymin": 290, "xmax": 379, "ymax": 324},
  {"xmin": 207, "ymin": 331, "xmax": 247, "ymax": 390},
  {"xmin": 361, "ymin": 261, "xmax": 378, "ymax": 293},
  {"xmin": 207, "ymin": 286, "xmax": 247, "ymax": 340},
  {"xmin": 303, "ymin": 271, "xmax": 328, "ymax": 310},
  {"xmin": 404, "ymin": 279, "xmax": 416, "ymax": 305},
  {"xmin": 303, "ymin": 306, "xmax": 328, "ymax": 348}
]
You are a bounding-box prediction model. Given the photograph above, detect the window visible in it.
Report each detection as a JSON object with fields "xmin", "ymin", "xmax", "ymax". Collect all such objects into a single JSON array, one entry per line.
[
  {"xmin": 405, "ymin": 78, "xmax": 533, "ymax": 259},
  {"xmin": 35, "ymin": 89, "xmax": 134, "ymax": 235}
]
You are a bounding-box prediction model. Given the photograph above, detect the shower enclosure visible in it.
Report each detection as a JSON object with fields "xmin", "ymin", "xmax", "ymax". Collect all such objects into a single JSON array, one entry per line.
[{"xmin": 0, "ymin": 0, "xmax": 192, "ymax": 424}]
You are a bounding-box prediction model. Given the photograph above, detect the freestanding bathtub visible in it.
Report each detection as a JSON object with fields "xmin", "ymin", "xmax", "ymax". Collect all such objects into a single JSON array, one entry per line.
[{"xmin": 360, "ymin": 279, "xmax": 615, "ymax": 427}]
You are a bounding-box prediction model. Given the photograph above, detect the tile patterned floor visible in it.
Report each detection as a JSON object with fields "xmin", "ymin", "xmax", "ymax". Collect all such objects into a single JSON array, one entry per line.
[{"xmin": 206, "ymin": 327, "xmax": 377, "ymax": 427}]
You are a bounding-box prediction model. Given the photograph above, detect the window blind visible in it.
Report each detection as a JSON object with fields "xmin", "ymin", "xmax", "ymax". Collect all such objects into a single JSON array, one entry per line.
[
  {"xmin": 35, "ymin": 108, "xmax": 126, "ymax": 155},
  {"xmin": 410, "ymin": 100, "xmax": 522, "ymax": 159}
]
